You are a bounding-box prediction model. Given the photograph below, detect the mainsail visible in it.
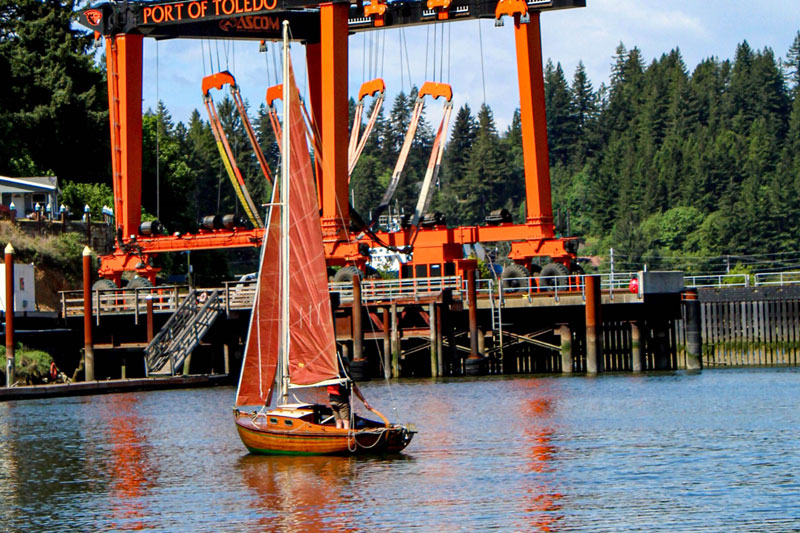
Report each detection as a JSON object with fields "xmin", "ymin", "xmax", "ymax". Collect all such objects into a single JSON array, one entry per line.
[{"xmin": 234, "ymin": 58, "xmax": 337, "ymax": 408}]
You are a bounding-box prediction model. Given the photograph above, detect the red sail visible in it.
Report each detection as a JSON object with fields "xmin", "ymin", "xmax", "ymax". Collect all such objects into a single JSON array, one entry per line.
[
  {"xmin": 285, "ymin": 63, "xmax": 339, "ymax": 386},
  {"xmin": 235, "ymin": 59, "xmax": 337, "ymax": 407},
  {"xmin": 235, "ymin": 182, "xmax": 281, "ymax": 407}
]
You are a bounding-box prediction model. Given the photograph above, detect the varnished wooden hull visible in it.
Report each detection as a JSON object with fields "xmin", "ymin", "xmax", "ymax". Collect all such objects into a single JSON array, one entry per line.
[{"xmin": 233, "ymin": 405, "xmax": 415, "ymax": 456}]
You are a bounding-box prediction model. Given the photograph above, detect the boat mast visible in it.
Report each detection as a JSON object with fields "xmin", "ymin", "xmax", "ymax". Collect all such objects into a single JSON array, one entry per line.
[{"xmin": 278, "ymin": 20, "xmax": 291, "ymax": 405}]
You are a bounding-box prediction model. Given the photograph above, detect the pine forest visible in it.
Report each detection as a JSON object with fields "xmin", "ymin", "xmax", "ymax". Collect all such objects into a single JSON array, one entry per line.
[{"xmin": 2, "ymin": 1, "xmax": 800, "ymax": 279}]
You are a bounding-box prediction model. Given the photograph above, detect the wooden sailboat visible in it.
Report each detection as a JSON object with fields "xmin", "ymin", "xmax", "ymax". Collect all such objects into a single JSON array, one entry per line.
[{"xmin": 233, "ymin": 22, "xmax": 414, "ymax": 455}]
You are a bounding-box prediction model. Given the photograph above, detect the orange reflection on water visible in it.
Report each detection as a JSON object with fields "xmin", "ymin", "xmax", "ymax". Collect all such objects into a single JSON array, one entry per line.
[
  {"xmin": 518, "ymin": 379, "xmax": 564, "ymax": 532},
  {"xmin": 98, "ymin": 396, "xmax": 154, "ymax": 531},
  {"xmin": 238, "ymin": 454, "xmax": 358, "ymax": 532}
]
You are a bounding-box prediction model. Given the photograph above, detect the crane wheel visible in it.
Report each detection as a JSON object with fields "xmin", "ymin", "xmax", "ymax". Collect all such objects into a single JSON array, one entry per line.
[
  {"xmin": 539, "ymin": 262, "xmax": 569, "ymax": 289},
  {"xmin": 334, "ymin": 266, "xmax": 361, "ymax": 283},
  {"xmin": 501, "ymin": 264, "xmax": 530, "ymax": 290},
  {"xmin": 92, "ymin": 279, "xmax": 118, "ymax": 291},
  {"xmin": 127, "ymin": 276, "xmax": 154, "ymax": 289}
]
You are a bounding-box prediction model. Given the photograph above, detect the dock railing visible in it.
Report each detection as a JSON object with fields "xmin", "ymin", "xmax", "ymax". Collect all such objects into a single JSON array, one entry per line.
[
  {"xmin": 685, "ymin": 273, "xmax": 749, "ymax": 288},
  {"xmin": 331, "ymin": 276, "xmax": 463, "ymax": 303},
  {"xmin": 753, "ymin": 271, "xmax": 800, "ymax": 287}
]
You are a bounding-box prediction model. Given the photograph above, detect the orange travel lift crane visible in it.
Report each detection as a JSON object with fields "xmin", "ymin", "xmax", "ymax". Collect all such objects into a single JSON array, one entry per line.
[
  {"xmin": 79, "ymin": 0, "xmax": 585, "ymax": 286},
  {"xmin": 202, "ymin": 70, "xmax": 267, "ymax": 228},
  {"xmin": 348, "ymin": 78, "xmax": 385, "ymax": 179}
]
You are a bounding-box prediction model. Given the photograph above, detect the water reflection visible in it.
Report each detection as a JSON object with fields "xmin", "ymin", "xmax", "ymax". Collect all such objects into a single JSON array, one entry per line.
[
  {"xmin": 97, "ymin": 395, "xmax": 154, "ymax": 530},
  {"xmin": 519, "ymin": 379, "xmax": 563, "ymax": 532},
  {"xmin": 237, "ymin": 454, "xmax": 357, "ymax": 531}
]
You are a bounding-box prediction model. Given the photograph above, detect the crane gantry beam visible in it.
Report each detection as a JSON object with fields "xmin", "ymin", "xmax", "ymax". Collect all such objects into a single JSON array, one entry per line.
[{"xmin": 78, "ymin": 0, "xmax": 585, "ymax": 284}]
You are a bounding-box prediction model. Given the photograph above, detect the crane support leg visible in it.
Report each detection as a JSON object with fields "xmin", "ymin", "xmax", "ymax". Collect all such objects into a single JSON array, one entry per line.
[
  {"xmin": 514, "ymin": 12, "xmax": 554, "ymax": 238},
  {"xmin": 106, "ymin": 34, "xmax": 143, "ymax": 241},
  {"xmin": 319, "ymin": 3, "xmax": 350, "ymax": 239},
  {"xmin": 306, "ymin": 42, "xmax": 324, "ymax": 208}
]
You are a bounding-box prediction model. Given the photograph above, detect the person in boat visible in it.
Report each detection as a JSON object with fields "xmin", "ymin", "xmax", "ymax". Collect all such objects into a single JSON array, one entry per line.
[{"xmin": 327, "ymin": 359, "xmax": 371, "ymax": 430}]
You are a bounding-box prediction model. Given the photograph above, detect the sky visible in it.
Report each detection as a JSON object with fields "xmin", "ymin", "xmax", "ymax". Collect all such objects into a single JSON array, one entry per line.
[{"xmin": 136, "ymin": 0, "xmax": 800, "ymax": 131}]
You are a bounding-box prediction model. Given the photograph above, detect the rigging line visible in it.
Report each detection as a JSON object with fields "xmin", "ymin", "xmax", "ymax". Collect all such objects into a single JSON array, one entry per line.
[
  {"xmin": 447, "ymin": 23, "xmax": 451, "ymax": 84},
  {"xmin": 439, "ymin": 22, "xmax": 444, "ymax": 83},
  {"xmin": 432, "ymin": 24, "xmax": 436, "ymax": 82},
  {"xmin": 381, "ymin": 29, "xmax": 386, "ymax": 79},
  {"xmin": 398, "ymin": 29, "xmax": 404, "ymax": 92},
  {"xmin": 156, "ymin": 40, "xmax": 160, "ymax": 221},
  {"xmin": 402, "ymin": 29, "xmax": 412, "ymax": 92},
  {"xmin": 478, "ymin": 20, "xmax": 487, "ymax": 104},
  {"xmin": 424, "ymin": 26, "xmax": 429, "ymax": 81},
  {"xmin": 201, "ymin": 39, "xmax": 207, "ymax": 77},
  {"xmin": 271, "ymin": 45, "xmax": 280, "ymax": 91}
]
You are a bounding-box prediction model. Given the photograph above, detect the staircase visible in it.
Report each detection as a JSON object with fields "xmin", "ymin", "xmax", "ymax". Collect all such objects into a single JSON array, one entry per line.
[{"xmin": 145, "ymin": 289, "xmax": 224, "ymax": 376}]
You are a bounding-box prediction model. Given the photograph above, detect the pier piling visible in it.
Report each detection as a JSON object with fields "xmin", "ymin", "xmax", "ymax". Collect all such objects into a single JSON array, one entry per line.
[
  {"xmin": 382, "ymin": 307, "xmax": 391, "ymax": 379},
  {"xmin": 558, "ymin": 324, "xmax": 573, "ymax": 374},
  {"xmin": 631, "ymin": 321, "xmax": 642, "ymax": 372},
  {"xmin": 465, "ymin": 268, "xmax": 485, "ymax": 375},
  {"xmin": 585, "ymin": 275, "xmax": 602, "ymax": 374},
  {"xmin": 82, "ymin": 246, "xmax": 95, "ymax": 381},
  {"xmin": 683, "ymin": 289, "xmax": 702, "ymax": 370},
  {"xmin": 5, "ymin": 244, "xmax": 15, "ymax": 387}
]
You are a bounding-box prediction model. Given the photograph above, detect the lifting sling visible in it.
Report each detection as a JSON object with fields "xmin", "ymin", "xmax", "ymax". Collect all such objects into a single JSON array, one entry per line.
[
  {"xmin": 363, "ymin": 81, "xmax": 453, "ymax": 237},
  {"xmin": 266, "ymin": 83, "xmax": 323, "ymax": 168},
  {"xmin": 202, "ymin": 71, "xmax": 266, "ymax": 228},
  {"xmin": 348, "ymin": 78, "xmax": 385, "ymax": 180}
]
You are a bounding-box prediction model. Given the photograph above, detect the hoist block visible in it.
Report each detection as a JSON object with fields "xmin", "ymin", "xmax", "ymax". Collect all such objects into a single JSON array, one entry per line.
[{"xmin": 495, "ymin": 0, "xmax": 528, "ymax": 19}]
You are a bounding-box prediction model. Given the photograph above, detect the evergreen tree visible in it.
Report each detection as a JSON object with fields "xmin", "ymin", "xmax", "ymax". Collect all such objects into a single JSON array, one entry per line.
[
  {"xmin": 0, "ymin": 0, "xmax": 108, "ymax": 181},
  {"xmin": 544, "ymin": 60, "xmax": 576, "ymax": 167}
]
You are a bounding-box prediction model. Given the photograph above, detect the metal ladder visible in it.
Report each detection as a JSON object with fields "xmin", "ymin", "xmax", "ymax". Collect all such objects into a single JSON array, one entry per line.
[
  {"xmin": 489, "ymin": 279, "xmax": 504, "ymax": 358},
  {"xmin": 144, "ymin": 289, "xmax": 223, "ymax": 376}
]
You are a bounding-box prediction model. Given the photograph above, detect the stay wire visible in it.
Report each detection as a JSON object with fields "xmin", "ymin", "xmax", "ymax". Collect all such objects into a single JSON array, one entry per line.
[
  {"xmin": 331, "ymin": 178, "xmax": 402, "ymax": 421},
  {"xmin": 478, "ymin": 20, "xmax": 487, "ymax": 103}
]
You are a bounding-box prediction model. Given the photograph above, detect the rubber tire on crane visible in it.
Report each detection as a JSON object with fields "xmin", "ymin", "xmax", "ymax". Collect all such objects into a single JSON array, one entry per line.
[
  {"xmin": 348, "ymin": 358, "xmax": 370, "ymax": 382},
  {"xmin": 127, "ymin": 276, "xmax": 154, "ymax": 289},
  {"xmin": 92, "ymin": 279, "xmax": 118, "ymax": 291},
  {"xmin": 501, "ymin": 264, "xmax": 530, "ymax": 290},
  {"xmin": 538, "ymin": 262, "xmax": 569, "ymax": 290},
  {"xmin": 334, "ymin": 266, "xmax": 361, "ymax": 283}
]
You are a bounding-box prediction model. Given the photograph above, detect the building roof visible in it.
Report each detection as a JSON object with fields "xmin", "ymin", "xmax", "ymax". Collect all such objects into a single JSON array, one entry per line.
[{"xmin": 0, "ymin": 176, "xmax": 58, "ymax": 193}]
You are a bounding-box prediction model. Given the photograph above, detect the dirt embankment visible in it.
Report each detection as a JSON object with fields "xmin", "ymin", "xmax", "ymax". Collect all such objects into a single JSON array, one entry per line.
[{"xmin": 35, "ymin": 266, "xmax": 73, "ymax": 312}]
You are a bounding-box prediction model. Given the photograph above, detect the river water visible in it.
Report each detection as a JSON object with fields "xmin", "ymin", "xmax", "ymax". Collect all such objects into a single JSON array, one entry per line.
[{"xmin": 1, "ymin": 368, "xmax": 798, "ymax": 531}]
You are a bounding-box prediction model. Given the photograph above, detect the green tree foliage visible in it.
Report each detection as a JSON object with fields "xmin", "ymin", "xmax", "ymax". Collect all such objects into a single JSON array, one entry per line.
[
  {"xmin": 3, "ymin": 3, "xmax": 799, "ymax": 277},
  {"xmin": 0, "ymin": 0, "xmax": 108, "ymax": 181}
]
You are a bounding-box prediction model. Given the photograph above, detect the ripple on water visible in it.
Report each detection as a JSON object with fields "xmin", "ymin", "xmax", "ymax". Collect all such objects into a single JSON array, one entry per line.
[{"xmin": 0, "ymin": 368, "xmax": 798, "ymax": 530}]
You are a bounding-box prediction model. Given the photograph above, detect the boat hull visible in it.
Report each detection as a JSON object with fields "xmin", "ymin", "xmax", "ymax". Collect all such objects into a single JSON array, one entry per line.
[{"xmin": 234, "ymin": 406, "xmax": 415, "ymax": 456}]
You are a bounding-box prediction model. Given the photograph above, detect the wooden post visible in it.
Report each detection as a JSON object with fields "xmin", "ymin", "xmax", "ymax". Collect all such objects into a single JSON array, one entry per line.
[
  {"xmin": 468, "ymin": 269, "xmax": 479, "ymax": 357},
  {"xmin": 558, "ymin": 324, "xmax": 573, "ymax": 374},
  {"xmin": 436, "ymin": 303, "xmax": 444, "ymax": 377},
  {"xmin": 352, "ymin": 277, "xmax": 364, "ymax": 360},
  {"xmin": 683, "ymin": 289, "xmax": 702, "ymax": 370},
  {"xmin": 83, "ymin": 246, "xmax": 95, "ymax": 381},
  {"xmin": 146, "ymin": 296, "xmax": 154, "ymax": 342},
  {"xmin": 84, "ymin": 208, "xmax": 92, "ymax": 246},
  {"xmin": 4, "ymin": 244, "xmax": 15, "ymax": 387},
  {"xmin": 585, "ymin": 275, "xmax": 602, "ymax": 374},
  {"xmin": 382, "ymin": 307, "xmax": 391, "ymax": 379},
  {"xmin": 223, "ymin": 343, "xmax": 231, "ymax": 375},
  {"xmin": 391, "ymin": 302, "xmax": 400, "ymax": 378},
  {"xmin": 429, "ymin": 302, "xmax": 438, "ymax": 377},
  {"xmin": 465, "ymin": 268, "xmax": 485, "ymax": 375},
  {"xmin": 631, "ymin": 321, "xmax": 642, "ymax": 372}
]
